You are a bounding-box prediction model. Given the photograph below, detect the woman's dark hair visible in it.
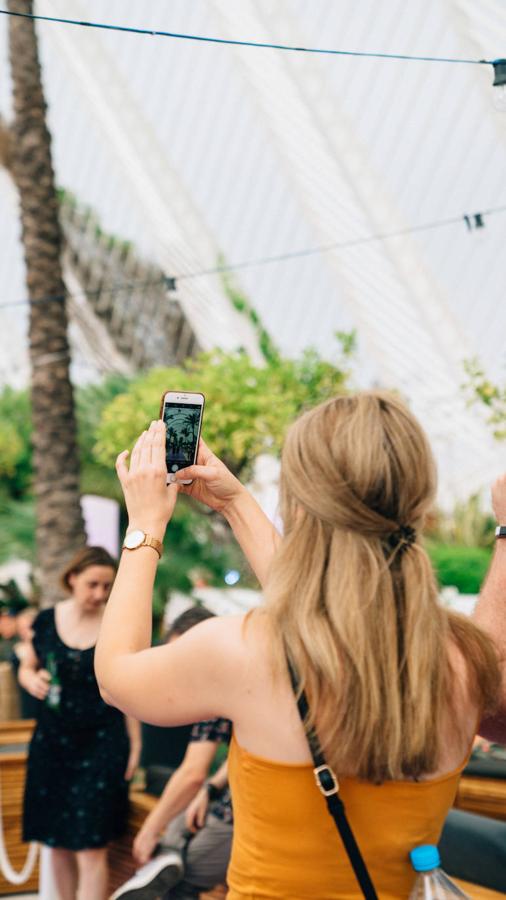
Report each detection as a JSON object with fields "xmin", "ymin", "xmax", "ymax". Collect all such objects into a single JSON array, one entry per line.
[
  {"xmin": 164, "ymin": 605, "xmax": 214, "ymax": 642},
  {"xmin": 60, "ymin": 546, "xmax": 117, "ymax": 593}
]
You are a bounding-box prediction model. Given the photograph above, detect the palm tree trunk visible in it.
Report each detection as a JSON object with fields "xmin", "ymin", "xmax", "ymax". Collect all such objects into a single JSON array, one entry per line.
[{"xmin": 8, "ymin": 0, "xmax": 86, "ymax": 605}]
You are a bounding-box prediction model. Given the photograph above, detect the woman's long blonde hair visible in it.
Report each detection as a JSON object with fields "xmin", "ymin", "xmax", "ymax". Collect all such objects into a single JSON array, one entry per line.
[{"xmin": 265, "ymin": 391, "xmax": 499, "ymax": 782}]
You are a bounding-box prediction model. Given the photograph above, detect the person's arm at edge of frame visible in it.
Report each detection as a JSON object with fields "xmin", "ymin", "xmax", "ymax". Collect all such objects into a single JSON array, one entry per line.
[
  {"xmin": 473, "ymin": 472, "xmax": 506, "ymax": 744},
  {"xmin": 133, "ymin": 740, "xmax": 217, "ymax": 866}
]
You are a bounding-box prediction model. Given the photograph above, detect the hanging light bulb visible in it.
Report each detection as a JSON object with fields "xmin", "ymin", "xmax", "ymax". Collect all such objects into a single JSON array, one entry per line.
[{"xmin": 492, "ymin": 60, "xmax": 506, "ymax": 111}]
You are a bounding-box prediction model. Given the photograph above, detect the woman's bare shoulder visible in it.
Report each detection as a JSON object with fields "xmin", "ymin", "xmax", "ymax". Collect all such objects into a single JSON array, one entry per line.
[
  {"xmin": 181, "ymin": 607, "xmax": 268, "ymax": 654},
  {"xmin": 165, "ymin": 612, "xmax": 244, "ymax": 663},
  {"xmin": 172, "ymin": 608, "xmax": 274, "ymax": 694}
]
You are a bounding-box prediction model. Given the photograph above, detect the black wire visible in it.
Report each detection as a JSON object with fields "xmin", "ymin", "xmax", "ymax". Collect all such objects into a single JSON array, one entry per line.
[
  {"xmin": 179, "ymin": 205, "xmax": 506, "ymax": 279},
  {"xmin": 0, "ymin": 8, "xmax": 495, "ymax": 66},
  {"xmin": 0, "ymin": 276, "xmax": 168, "ymax": 310},
  {"xmin": 1, "ymin": 204, "xmax": 505, "ymax": 312}
]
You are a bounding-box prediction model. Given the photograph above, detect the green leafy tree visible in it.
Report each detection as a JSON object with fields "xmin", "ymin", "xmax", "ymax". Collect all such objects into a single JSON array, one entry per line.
[
  {"xmin": 464, "ymin": 358, "xmax": 506, "ymax": 440},
  {"xmin": 0, "ymin": 375, "xmax": 130, "ymax": 572},
  {"xmin": 0, "ymin": 345, "xmax": 353, "ymax": 609},
  {"xmin": 0, "ymin": 494, "xmax": 35, "ymax": 565},
  {"xmin": 0, "ymin": 375, "xmax": 130, "ymax": 503},
  {"xmin": 0, "ymin": 388, "xmax": 32, "ymax": 496},
  {"xmin": 426, "ymin": 542, "xmax": 491, "ymax": 594},
  {"xmin": 76, "ymin": 373, "xmax": 131, "ymax": 501},
  {"xmin": 95, "ymin": 344, "xmax": 353, "ymax": 475}
]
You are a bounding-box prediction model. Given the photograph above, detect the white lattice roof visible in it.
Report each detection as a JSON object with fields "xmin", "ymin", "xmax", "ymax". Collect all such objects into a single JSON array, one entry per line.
[{"xmin": 1, "ymin": 0, "xmax": 506, "ymax": 505}]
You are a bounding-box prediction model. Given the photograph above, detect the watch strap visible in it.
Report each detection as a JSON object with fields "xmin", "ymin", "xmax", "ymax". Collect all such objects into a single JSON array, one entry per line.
[
  {"xmin": 143, "ymin": 535, "xmax": 163, "ymax": 558},
  {"xmin": 495, "ymin": 525, "xmax": 506, "ymax": 539},
  {"xmin": 123, "ymin": 532, "xmax": 163, "ymax": 558}
]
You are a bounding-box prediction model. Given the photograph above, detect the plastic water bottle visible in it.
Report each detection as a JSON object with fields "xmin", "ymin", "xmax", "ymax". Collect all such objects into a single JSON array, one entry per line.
[{"xmin": 409, "ymin": 845, "xmax": 471, "ymax": 898}]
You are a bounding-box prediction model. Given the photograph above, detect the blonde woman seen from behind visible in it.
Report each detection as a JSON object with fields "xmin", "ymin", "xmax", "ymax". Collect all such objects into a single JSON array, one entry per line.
[{"xmin": 96, "ymin": 393, "xmax": 505, "ymax": 899}]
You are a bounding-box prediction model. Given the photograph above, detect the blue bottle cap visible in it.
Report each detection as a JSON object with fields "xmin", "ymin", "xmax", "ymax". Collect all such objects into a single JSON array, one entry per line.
[{"xmin": 410, "ymin": 845, "xmax": 441, "ymax": 872}]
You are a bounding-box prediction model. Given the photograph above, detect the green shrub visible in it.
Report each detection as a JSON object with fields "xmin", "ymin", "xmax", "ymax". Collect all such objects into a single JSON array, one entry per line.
[
  {"xmin": 95, "ymin": 347, "xmax": 352, "ymax": 478},
  {"xmin": 426, "ymin": 541, "xmax": 491, "ymax": 594}
]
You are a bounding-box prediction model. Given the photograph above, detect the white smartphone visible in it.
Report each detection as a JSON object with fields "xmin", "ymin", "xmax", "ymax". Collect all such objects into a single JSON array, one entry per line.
[{"xmin": 159, "ymin": 391, "xmax": 205, "ymax": 485}]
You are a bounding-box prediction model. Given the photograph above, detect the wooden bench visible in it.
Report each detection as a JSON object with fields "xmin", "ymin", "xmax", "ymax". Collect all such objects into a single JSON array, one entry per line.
[{"xmin": 455, "ymin": 775, "xmax": 506, "ymax": 822}]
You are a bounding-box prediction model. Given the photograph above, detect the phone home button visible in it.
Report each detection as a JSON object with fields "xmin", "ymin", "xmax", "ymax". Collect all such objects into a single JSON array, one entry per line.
[{"xmin": 171, "ymin": 464, "xmax": 179, "ymax": 472}]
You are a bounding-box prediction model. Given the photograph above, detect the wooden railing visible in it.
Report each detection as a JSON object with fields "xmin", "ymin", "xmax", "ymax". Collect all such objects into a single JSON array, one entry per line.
[{"xmin": 0, "ymin": 720, "xmax": 39, "ymax": 896}]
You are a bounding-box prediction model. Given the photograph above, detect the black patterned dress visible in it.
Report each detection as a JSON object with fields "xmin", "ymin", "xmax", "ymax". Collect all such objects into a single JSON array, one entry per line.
[{"xmin": 23, "ymin": 608, "xmax": 129, "ymax": 850}]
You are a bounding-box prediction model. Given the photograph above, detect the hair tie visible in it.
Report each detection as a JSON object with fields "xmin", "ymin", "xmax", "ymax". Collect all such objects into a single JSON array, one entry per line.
[{"xmin": 386, "ymin": 524, "xmax": 416, "ymax": 557}]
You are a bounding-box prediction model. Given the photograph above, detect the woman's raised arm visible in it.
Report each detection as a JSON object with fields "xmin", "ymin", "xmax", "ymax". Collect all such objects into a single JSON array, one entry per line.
[{"xmin": 94, "ymin": 420, "xmax": 257, "ymax": 724}]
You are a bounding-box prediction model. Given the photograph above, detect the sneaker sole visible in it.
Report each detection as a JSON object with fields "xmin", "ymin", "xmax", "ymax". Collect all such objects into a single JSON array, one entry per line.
[{"xmin": 111, "ymin": 862, "xmax": 181, "ymax": 900}]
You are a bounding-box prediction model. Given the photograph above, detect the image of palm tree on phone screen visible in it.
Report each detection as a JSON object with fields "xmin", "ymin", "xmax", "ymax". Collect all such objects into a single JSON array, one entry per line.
[{"xmin": 163, "ymin": 405, "xmax": 200, "ymax": 472}]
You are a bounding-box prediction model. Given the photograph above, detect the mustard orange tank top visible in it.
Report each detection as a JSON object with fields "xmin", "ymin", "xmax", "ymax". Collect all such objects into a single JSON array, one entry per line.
[{"xmin": 227, "ymin": 734, "xmax": 469, "ymax": 900}]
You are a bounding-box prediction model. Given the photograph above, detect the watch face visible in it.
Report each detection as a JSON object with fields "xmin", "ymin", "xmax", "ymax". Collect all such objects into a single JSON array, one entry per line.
[{"xmin": 124, "ymin": 529, "xmax": 145, "ymax": 550}]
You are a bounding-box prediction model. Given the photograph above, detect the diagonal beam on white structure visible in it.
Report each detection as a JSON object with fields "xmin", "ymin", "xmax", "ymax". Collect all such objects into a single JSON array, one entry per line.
[
  {"xmin": 206, "ymin": 0, "xmax": 504, "ymax": 499},
  {"xmin": 209, "ymin": 1, "xmax": 469, "ymax": 374},
  {"xmin": 63, "ymin": 266, "xmax": 134, "ymax": 378},
  {"xmin": 39, "ymin": 0, "xmax": 262, "ymax": 363},
  {"xmin": 0, "ymin": 163, "xmax": 130, "ymax": 385}
]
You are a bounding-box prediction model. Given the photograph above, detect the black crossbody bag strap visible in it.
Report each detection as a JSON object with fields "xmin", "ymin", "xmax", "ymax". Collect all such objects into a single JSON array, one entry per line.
[{"xmin": 287, "ymin": 658, "xmax": 378, "ymax": 900}]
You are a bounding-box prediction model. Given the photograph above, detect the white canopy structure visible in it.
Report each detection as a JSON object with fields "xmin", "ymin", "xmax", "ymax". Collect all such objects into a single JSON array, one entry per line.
[{"xmin": 1, "ymin": 0, "xmax": 506, "ymax": 505}]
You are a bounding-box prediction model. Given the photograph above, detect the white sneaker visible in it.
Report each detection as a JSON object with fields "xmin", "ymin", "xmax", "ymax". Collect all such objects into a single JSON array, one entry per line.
[{"xmin": 110, "ymin": 850, "xmax": 183, "ymax": 899}]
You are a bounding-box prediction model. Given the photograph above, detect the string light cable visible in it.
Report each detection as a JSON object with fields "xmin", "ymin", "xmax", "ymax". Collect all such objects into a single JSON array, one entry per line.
[
  {"xmin": 179, "ymin": 203, "xmax": 506, "ymax": 280},
  {"xmin": 0, "ymin": 7, "xmax": 503, "ymax": 72},
  {"xmin": 0, "ymin": 275, "xmax": 171, "ymax": 311},
  {"xmin": 0, "ymin": 202, "xmax": 505, "ymax": 313}
]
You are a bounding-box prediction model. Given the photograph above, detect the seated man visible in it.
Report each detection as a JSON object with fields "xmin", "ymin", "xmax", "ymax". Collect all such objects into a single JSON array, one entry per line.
[
  {"xmin": 164, "ymin": 756, "xmax": 231, "ymax": 899},
  {"xmin": 112, "ymin": 609, "xmax": 233, "ymax": 900}
]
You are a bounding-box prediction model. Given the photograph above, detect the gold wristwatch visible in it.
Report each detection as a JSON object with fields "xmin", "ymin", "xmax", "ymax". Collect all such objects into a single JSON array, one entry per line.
[{"xmin": 122, "ymin": 529, "xmax": 163, "ymax": 559}]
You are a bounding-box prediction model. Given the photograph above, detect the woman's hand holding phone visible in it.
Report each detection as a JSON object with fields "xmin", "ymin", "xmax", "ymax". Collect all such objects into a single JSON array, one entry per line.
[
  {"xmin": 116, "ymin": 420, "xmax": 178, "ymax": 538},
  {"xmin": 115, "ymin": 419, "xmax": 279, "ymax": 587},
  {"xmin": 176, "ymin": 438, "xmax": 247, "ymax": 513}
]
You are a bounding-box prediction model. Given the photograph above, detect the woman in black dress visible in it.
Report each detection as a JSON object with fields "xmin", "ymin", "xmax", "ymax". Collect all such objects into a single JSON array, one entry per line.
[{"xmin": 19, "ymin": 546, "xmax": 141, "ymax": 900}]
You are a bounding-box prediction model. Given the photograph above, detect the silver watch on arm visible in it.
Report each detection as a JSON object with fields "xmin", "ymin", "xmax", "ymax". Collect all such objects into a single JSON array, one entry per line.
[{"xmin": 495, "ymin": 526, "xmax": 506, "ymax": 539}]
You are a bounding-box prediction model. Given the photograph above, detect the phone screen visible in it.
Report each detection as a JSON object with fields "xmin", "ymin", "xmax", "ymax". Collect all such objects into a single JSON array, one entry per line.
[{"xmin": 163, "ymin": 402, "xmax": 202, "ymax": 474}]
